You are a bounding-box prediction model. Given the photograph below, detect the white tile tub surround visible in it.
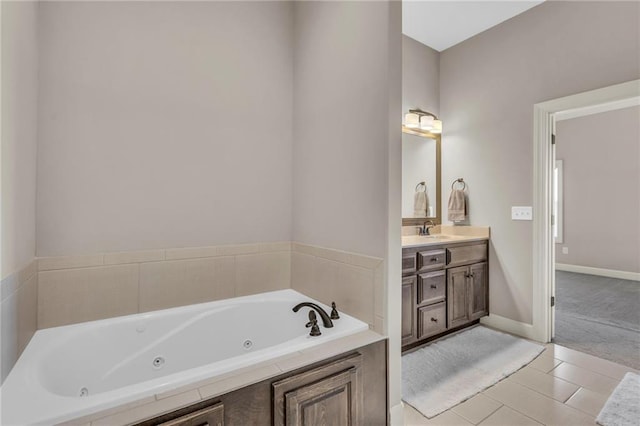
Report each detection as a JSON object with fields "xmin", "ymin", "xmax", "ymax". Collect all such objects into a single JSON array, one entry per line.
[
  {"xmin": 37, "ymin": 243, "xmax": 292, "ymax": 328},
  {"xmin": 291, "ymin": 242, "xmax": 384, "ymax": 333},
  {"xmin": 0, "ymin": 259, "xmax": 38, "ymax": 382},
  {"xmin": 2, "ymin": 290, "xmax": 375, "ymax": 425},
  {"xmin": 36, "ymin": 241, "xmax": 382, "ymax": 332}
]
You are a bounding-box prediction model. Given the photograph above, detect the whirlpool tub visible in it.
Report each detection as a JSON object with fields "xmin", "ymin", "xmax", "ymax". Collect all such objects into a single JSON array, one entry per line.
[{"xmin": 1, "ymin": 289, "xmax": 369, "ymax": 425}]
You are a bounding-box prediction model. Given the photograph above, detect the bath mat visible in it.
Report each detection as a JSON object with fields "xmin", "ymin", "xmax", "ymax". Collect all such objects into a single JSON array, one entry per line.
[
  {"xmin": 596, "ymin": 372, "xmax": 640, "ymax": 426},
  {"xmin": 402, "ymin": 326, "xmax": 544, "ymax": 419}
]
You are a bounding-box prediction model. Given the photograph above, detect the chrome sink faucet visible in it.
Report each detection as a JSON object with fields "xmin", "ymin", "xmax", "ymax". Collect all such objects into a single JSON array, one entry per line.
[
  {"xmin": 419, "ymin": 220, "xmax": 436, "ymax": 236},
  {"xmin": 293, "ymin": 302, "xmax": 334, "ymax": 328}
]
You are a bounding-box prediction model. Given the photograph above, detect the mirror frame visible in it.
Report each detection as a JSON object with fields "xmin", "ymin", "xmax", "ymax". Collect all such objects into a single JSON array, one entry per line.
[{"xmin": 401, "ymin": 126, "xmax": 441, "ymax": 226}]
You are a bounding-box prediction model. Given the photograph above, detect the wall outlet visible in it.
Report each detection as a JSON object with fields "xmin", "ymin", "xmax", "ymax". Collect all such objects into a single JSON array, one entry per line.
[
  {"xmin": 562, "ymin": 247, "xmax": 569, "ymax": 254},
  {"xmin": 511, "ymin": 206, "xmax": 533, "ymax": 221}
]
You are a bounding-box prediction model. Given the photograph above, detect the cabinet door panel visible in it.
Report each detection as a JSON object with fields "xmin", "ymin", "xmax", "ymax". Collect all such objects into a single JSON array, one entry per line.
[
  {"xmin": 469, "ymin": 262, "xmax": 488, "ymax": 320},
  {"xmin": 273, "ymin": 353, "xmax": 363, "ymax": 426},
  {"xmin": 402, "ymin": 253, "xmax": 417, "ymax": 275},
  {"xmin": 447, "ymin": 266, "xmax": 470, "ymax": 328},
  {"xmin": 401, "ymin": 276, "xmax": 417, "ymax": 345},
  {"xmin": 418, "ymin": 270, "xmax": 446, "ymax": 306},
  {"xmin": 285, "ymin": 368, "xmax": 361, "ymax": 426}
]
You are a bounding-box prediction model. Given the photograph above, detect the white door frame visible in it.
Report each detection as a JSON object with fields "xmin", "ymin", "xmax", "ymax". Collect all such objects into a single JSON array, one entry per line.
[{"xmin": 531, "ymin": 79, "xmax": 640, "ymax": 343}]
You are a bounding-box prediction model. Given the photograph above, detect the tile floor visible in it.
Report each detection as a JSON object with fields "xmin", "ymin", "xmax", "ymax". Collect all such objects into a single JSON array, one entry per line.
[{"xmin": 404, "ymin": 342, "xmax": 639, "ymax": 425}]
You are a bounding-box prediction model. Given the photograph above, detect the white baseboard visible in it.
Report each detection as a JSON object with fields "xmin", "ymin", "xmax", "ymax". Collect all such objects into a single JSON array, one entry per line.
[
  {"xmin": 555, "ymin": 263, "xmax": 640, "ymax": 282},
  {"xmin": 390, "ymin": 402, "xmax": 404, "ymax": 425},
  {"xmin": 480, "ymin": 314, "xmax": 539, "ymax": 341}
]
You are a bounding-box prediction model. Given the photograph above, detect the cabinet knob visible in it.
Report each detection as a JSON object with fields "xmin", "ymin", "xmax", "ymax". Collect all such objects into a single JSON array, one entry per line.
[
  {"xmin": 430, "ymin": 284, "xmax": 437, "ymax": 289},
  {"xmin": 430, "ymin": 317, "xmax": 438, "ymax": 322}
]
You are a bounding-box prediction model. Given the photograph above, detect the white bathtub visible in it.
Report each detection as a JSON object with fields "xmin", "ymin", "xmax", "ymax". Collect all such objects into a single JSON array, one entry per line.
[{"xmin": 1, "ymin": 289, "xmax": 368, "ymax": 425}]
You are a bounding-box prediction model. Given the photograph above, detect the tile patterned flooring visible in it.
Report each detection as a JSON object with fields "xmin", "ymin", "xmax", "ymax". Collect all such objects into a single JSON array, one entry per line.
[{"xmin": 404, "ymin": 342, "xmax": 639, "ymax": 425}]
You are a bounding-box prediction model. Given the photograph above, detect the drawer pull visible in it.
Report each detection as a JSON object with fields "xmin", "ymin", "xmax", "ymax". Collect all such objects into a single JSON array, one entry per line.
[
  {"xmin": 430, "ymin": 317, "xmax": 438, "ymax": 322},
  {"xmin": 430, "ymin": 284, "xmax": 437, "ymax": 289},
  {"xmin": 431, "ymin": 257, "xmax": 438, "ymax": 262}
]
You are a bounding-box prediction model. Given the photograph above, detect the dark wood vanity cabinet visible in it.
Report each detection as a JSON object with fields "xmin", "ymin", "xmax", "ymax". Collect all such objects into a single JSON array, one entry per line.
[
  {"xmin": 402, "ymin": 240, "xmax": 489, "ymax": 350},
  {"xmin": 136, "ymin": 340, "xmax": 386, "ymax": 426},
  {"xmin": 447, "ymin": 262, "xmax": 488, "ymax": 328},
  {"xmin": 157, "ymin": 403, "xmax": 224, "ymax": 426},
  {"xmin": 401, "ymin": 275, "xmax": 417, "ymax": 345}
]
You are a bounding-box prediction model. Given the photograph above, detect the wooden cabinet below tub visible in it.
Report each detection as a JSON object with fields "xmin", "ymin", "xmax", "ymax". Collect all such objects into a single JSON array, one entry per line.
[
  {"xmin": 402, "ymin": 240, "xmax": 489, "ymax": 350},
  {"xmin": 135, "ymin": 340, "xmax": 386, "ymax": 426},
  {"xmin": 157, "ymin": 402, "xmax": 224, "ymax": 426}
]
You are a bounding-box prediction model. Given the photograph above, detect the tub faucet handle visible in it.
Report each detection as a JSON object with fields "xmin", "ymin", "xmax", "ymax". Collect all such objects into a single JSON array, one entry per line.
[
  {"xmin": 305, "ymin": 310, "xmax": 317, "ymax": 328},
  {"xmin": 330, "ymin": 302, "xmax": 340, "ymax": 320},
  {"xmin": 306, "ymin": 311, "xmax": 321, "ymax": 336}
]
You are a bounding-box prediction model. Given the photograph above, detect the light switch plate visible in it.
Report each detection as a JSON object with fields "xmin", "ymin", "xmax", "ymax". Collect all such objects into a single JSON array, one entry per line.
[{"xmin": 512, "ymin": 206, "xmax": 533, "ymax": 220}]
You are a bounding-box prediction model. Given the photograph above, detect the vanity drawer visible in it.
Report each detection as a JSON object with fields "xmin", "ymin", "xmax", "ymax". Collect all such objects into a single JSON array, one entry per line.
[
  {"xmin": 446, "ymin": 243, "xmax": 487, "ymax": 268},
  {"xmin": 418, "ymin": 270, "xmax": 446, "ymax": 305},
  {"xmin": 418, "ymin": 302, "xmax": 447, "ymax": 339},
  {"xmin": 417, "ymin": 249, "xmax": 446, "ymax": 272},
  {"xmin": 402, "ymin": 253, "xmax": 417, "ymax": 275}
]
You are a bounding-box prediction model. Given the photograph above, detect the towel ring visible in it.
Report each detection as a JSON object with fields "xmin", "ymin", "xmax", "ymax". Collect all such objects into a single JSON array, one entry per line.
[
  {"xmin": 451, "ymin": 178, "xmax": 466, "ymax": 191},
  {"xmin": 415, "ymin": 181, "xmax": 426, "ymax": 192}
]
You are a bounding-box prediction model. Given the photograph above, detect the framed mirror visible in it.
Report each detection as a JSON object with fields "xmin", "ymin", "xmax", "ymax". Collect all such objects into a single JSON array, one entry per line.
[{"xmin": 401, "ymin": 127, "xmax": 441, "ymax": 226}]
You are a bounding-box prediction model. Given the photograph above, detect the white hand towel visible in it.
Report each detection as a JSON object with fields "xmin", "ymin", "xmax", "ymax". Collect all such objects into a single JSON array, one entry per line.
[
  {"xmin": 414, "ymin": 190, "xmax": 428, "ymax": 217},
  {"xmin": 448, "ymin": 189, "xmax": 466, "ymax": 222}
]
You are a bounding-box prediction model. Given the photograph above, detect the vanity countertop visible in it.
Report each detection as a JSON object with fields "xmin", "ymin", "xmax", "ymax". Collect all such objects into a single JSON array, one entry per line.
[
  {"xmin": 402, "ymin": 225, "xmax": 490, "ymax": 248},
  {"xmin": 402, "ymin": 234, "xmax": 488, "ymax": 248}
]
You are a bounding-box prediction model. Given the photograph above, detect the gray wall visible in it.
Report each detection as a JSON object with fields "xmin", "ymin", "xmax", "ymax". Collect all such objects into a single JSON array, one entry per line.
[
  {"xmin": 1, "ymin": 0, "xmax": 39, "ymax": 382},
  {"xmin": 555, "ymin": 106, "xmax": 640, "ymax": 273},
  {"xmin": 37, "ymin": 1, "xmax": 294, "ymax": 256},
  {"xmin": 440, "ymin": 1, "xmax": 640, "ymax": 324},
  {"xmin": 402, "ymin": 35, "xmax": 439, "ymax": 116},
  {"xmin": 291, "ymin": 0, "xmax": 401, "ymax": 409},
  {"xmin": 292, "ymin": 1, "xmax": 395, "ymax": 258},
  {"xmin": 1, "ymin": 0, "xmax": 38, "ymax": 277}
]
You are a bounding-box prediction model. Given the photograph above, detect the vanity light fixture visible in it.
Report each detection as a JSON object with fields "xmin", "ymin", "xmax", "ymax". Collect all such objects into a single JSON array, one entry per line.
[
  {"xmin": 403, "ymin": 109, "xmax": 442, "ymax": 136},
  {"xmin": 431, "ymin": 119, "xmax": 442, "ymax": 134},
  {"xmin": 405, "ymin": 112, "xmax": 420, "ymax": 129},
  {"xmin": 420, "ymin": 115, "xmax": 434, "ymax": 130}
]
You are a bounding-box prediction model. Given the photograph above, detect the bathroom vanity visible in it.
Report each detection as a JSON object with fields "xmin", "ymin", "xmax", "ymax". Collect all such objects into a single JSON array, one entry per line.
[{"xmin": 401, "ymin": 233, "xmax": 489, "ymax": 350}]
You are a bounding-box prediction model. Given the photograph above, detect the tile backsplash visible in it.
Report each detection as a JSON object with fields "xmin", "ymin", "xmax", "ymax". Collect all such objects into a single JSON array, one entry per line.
[
  {"xmin": 1, "ymin": 259, "xmax": 38, "ymax": 383},
  {"xmin": 37, "ymin": 243, "xmax": 292, "ymax": 328},
  {"xmin": 291, "ymin": 243, "xmax": 384, "ymax": 333},
  {"xmin": 35, "ymin": 241, "xmax": 383, "ymax": 333}
]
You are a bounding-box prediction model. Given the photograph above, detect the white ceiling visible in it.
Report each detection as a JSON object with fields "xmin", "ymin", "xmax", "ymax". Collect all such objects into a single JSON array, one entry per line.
[{"xmin": 403, "ymin": 1, "xmax": 544, "ymax": 52}]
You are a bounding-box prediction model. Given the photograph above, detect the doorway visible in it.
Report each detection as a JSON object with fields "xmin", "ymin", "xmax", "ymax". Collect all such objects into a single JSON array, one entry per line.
[
  {"xmin": 531, "ymin": 79, "xmax": 640, "ymax": 347},
  {"xmin": 551, "ymin": 103, "xmax": 640, "ymax": 369}
]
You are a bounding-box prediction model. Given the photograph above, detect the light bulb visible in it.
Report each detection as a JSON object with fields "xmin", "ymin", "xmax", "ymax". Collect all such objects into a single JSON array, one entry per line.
[
  {"xmin": 405, "ymin": 112, "xmax": 420, "ymax": 128},
  {"xmin": 431, "ymin": 120, "xmax": 442, "ymax": 134},
  {"xmin": 420, "ymin": 115, "xmax": 434, "ymax": 130}
]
